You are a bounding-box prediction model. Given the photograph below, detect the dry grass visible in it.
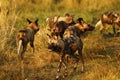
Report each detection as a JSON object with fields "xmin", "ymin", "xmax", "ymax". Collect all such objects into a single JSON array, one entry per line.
[
  {"xmin": 0, "ymin": 0, "xmax": 19, "ymax": 52},
  {"xmin": 0, "ymin": 0, "xmax": 120, "ymax": 80}
]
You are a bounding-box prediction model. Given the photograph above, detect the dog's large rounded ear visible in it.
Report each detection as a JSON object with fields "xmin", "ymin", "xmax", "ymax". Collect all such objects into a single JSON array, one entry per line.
[
  {"xmin": 35, "ymin": 19, "xmax": 39, "ymax": 23},
  {"xmin": 27, "ymin": 18, "xmax": 32, "ymax": 24},
  {"xmin": 76, "ymin": 18, "xmax": 83, "ymax": 23}
]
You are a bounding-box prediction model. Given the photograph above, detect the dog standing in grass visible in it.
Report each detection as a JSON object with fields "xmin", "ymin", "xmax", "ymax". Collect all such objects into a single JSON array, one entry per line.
[
  {"xmin": 16, "ymin": 19, "xmax": 39, "ymax": 60},
  {"xmin": 47, "ymin": 22, "xmax": 86, "ymax": 79},
  {"xmin": 52, "ymin": 18, "xmax": 95, "ymax": 38},
  {"xmin": 95, "ymin": 11, "xmax": 120, "ymax": 35},
  {"xmin": 46, "ymin": 13, "xmax": 75, "ymax": 32}
]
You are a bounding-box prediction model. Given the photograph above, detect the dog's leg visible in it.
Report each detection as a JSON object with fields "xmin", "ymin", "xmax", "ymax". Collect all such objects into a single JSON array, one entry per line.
[
  {"xmin": 62, "ymin": 57, "xmax": 68, "ymax": 78},
  {"xmin": 78, "ymin": 49, "xmax": 84, "ymax": 73},
  {"xmin": 21, "ymin": 43, "xmax": 27, "ymax": 60},
  {"xmin": 100, "ymin": 23, "xmax": 104, "ymax": 34},
  {"xmin": 69, "ymin": 52, "xmax": 79, "ymax": 71},
  {"xmin": 112, "ymin": 23, "xmax": 116, "ymax": 36},
  {"xmin": 30, "ymin": 40, "xmax": 34, "ymax": 53},
  {"xmin": 73, "ymin": 56, "xmax": 79, "ymax": 71},
  {"xmin": 56, "ymin": 53, "xmax": 65, "ymax": 80}
]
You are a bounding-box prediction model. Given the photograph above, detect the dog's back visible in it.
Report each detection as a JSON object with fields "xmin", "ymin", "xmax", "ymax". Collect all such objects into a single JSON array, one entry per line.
[{"xmin": 46, "ymin": 13, "xmax": 75, "ymax": 31}]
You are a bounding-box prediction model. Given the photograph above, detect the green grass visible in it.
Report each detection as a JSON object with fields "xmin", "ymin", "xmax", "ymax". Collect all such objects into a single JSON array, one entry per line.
[{"xmin": 0, "ymin": 0, "xmax": 120, "ymax": 80}]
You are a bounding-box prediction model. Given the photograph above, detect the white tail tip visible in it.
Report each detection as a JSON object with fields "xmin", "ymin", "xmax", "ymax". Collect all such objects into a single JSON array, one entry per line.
[
  {"xmin": 95, "ymin": 20, "xmax": 101, "ymax": 28},
  {"xmin": 18, "ymin": 40, "xmax": 22, "ymax": 54}
]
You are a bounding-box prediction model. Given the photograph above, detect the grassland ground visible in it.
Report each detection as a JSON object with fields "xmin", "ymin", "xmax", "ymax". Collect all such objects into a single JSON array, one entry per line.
[{"xmin": 0, "ymin": 31, "xmax": 120, "ymax": 80}]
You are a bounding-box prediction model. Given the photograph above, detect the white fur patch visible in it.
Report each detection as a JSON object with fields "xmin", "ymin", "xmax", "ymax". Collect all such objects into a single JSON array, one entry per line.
[{"xmin": 95, "ymin": 20, "xmax": 101, "ymax": 28}]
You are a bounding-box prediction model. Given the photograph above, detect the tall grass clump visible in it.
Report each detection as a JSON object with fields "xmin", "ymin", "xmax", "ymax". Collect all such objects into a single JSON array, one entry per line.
[{"xmin": 0, "ymin": 0, "xmax": 20, "ymax": 64}]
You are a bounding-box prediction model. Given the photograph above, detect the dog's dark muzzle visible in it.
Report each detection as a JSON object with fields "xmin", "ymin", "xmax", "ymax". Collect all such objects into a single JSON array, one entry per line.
[{"xmin": 88, "ymin": 25, "xmax": 95, "ymax": 31}]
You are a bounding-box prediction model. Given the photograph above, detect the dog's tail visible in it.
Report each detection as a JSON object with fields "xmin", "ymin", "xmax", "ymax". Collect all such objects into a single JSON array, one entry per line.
[
  {"xmin": 17, "ymin": 39, "xmax": 23, "ymax": 55},
  {"xmin": 95, "ymin": 20, "xmax": 101, "ymax": 28}
]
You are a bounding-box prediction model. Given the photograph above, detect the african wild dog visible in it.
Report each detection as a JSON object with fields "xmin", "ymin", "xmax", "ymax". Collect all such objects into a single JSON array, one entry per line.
[
  {"xmin": 46, "ymin": 13, "xmax": 75, "ymax": 32},
  {"xmin": 52, "ymin": 18, "xmax": 95, "ymax": 38},
  {"xmin": 47, "ymin": 25, "xmax": 86, "ymax": 80},
  {"xmin": 95, "ymin": 11, "xmax": 120, "ymax": 35},
  {"xmin": 16, "ymin": 19, "xmax": 39, "ymax": 60}
]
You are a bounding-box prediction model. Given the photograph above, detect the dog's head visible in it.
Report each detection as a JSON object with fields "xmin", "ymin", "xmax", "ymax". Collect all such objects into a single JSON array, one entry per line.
[
  {"xmin": 76, "ymin": 18, "xmax": 95, "ymax": 32},
  {"xmin": 27, "ymin": 19, "xmax": 39, "ymax": 34}
]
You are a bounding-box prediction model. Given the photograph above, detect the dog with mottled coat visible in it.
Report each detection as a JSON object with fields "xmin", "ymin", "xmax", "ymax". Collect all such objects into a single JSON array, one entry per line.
[
  {"xmin": 95, "ymin": 11, "xmax": 120, "ymax": 35},
  {"xmin": 16, "ymin": 19, "xmax": 39, "ymax": 60}
]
